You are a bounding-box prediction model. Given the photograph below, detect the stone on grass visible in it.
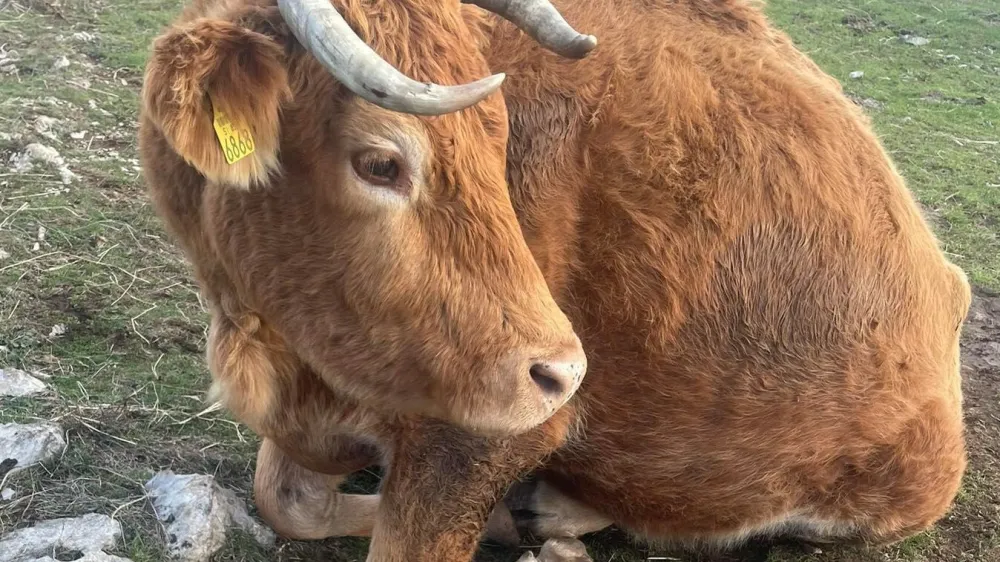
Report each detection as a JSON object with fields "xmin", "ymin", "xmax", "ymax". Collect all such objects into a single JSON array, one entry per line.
[
  {"xmin": 144, "ymin": 471, "xmax": 275, "ymax": 562},
  {"xmin": 0, "ymin": 368, "xmax": 48, "ymax": 397},
  {"xmin": 1, "ymin": 487, "xmax": 15, "ymax": 501},
  {"xmin": 858, "ymin": 98, "xmax": 883, "ymax": 110},
  {"xmin": 902, "ymin": 35, "xmax": 930, "ymax": 46},
  {"xmin": 29, "ymin": 553, "xmax": 132, "ymax": 562},
  {"xmin": 0, "ymin": 513, "xmax": 122, "ymax": 562},
  {"xmin": 0, "ymin": 47, "xmax": 17, "ymax": 75},
  {"xmin": 33, "ymin": 116, "xmax": 60, "ymax": 141},
  {"xmin": 29, "ymin": 554, "xmax": 133, "ymax": 562},
  {"xmin": 517, "ymin": 538, "xmax": 593, "ymax": 562},
  {"xmin": 0, "ymin": 422, "xmax": 65, "ymax": 477},
  {"xmin": 10, "ymin": 143, "xmax": 77, "ymax": 185},
  {"xmin": 538, "ymin": 538, "xmax": 593, "ymax": 562}
]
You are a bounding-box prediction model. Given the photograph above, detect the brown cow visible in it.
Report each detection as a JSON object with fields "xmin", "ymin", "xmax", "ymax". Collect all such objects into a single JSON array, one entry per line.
[{"xmin": 137, "ymin": 0, "xmax": 973, "ymax": 560}]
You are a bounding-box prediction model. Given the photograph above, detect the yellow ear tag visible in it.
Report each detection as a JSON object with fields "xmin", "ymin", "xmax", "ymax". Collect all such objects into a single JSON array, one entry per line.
[{"xmin": 210, "ymin": 96, "xmax": 255, "ymax": 165}]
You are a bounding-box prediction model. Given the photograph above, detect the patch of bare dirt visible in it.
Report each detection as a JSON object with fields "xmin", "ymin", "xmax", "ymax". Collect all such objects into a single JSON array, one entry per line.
[
  {"xmin": 841, "ymin": 14, "xmax": 885, "ymax": 34},
  {"xmin": 847, "ymin": 93, "xmax": 885, "ymax": 111},
  {"xmin": 933, "ymin": 288, "xmax": 1000, "ymax": 561},
  {"xmin": 920, "ymin": 91, "xmax": 989, "ymax": 106}
]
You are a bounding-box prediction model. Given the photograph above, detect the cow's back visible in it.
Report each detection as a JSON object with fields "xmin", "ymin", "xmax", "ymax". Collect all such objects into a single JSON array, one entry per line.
[{"xmin": 488, "ymin": 0, "xmax": 972, "ymax": 543}]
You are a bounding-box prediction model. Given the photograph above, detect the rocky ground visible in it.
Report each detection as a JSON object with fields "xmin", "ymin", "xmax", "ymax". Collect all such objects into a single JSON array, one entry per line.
[
  {"xmin": 0, "ymin": 368, "xmax": 277, "ymax": 562},
  {"xmin": 1, "ymin": 0, "xmax": 998, "ymax": 561}
]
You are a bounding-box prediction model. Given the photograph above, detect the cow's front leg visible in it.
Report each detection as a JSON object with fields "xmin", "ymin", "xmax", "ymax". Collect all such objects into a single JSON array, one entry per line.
[{"xmin": 365, "ymin": 408, "xmax": 574, "ymax": 562}]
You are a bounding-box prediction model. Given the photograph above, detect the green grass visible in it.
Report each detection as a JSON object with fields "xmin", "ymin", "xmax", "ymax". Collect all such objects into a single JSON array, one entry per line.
[
  {"xmin": 766, "ymin": 0, "xmax": 1000, "ymax": 288},
  {"xmin": 0, "ymin": 0, "xmax": 997, "ymax": 561}
]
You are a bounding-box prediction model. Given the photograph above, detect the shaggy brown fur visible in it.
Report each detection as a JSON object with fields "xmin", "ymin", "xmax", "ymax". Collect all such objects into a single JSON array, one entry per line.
[{"xmin": 138, "ymin": 0, "xmax": 972, "ymax": 560}]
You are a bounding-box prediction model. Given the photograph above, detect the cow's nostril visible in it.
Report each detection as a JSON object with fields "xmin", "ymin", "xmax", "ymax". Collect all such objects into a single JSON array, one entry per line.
[{"xmin": 529, "ymin": 363, "xmax": 566, "ymax": 398}]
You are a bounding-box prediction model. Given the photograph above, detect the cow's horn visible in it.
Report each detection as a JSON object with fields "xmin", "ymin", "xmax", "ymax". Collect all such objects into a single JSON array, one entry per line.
[
  {"xmin": 278, "ymin": 0, "xmax": 505, "ymax": 116},
  {"xmin": 463, "ymin": 0, "xmax": 597, "ymax": 59}
]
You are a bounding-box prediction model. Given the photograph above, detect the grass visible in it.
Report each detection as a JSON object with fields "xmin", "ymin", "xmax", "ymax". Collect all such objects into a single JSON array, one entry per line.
[
  {"xmin": 0, "ymin": 0, "xmax": 997, "ymax": 561},
  {"xmin": 766, "ymin": 0, "xmax": 1000, "ymax": 290}
]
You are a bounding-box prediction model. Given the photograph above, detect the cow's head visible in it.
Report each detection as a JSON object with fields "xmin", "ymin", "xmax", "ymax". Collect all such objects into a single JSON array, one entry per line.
[{"xmin": 141, "ymin": 0, "xmax": 596, "ymax": 437}]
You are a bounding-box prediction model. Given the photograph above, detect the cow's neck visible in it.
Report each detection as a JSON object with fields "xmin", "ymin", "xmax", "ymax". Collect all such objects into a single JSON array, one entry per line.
[
  {"xmin": 503, "ymin": 92, "xmax": 591, "ymax": 303},
  {"xmin": 484, "ymin": 16, "xmax": 608, "ymax": 304}
]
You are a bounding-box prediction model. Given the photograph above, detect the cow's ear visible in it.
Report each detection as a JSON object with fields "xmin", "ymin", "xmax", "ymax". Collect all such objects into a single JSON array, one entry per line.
[{"xmin": 141, "ymin": 17, "xmax": 291, "ymax": 189}]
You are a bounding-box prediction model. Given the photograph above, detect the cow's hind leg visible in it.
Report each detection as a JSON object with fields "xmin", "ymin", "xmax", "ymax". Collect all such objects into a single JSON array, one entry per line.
[
  {"xmin": 505, "ymin": 478, "xmax": 614, "ymax": 539},
  {"xmin": 253, "ymin": 437, "xmax": 379, "ymax": 540}
]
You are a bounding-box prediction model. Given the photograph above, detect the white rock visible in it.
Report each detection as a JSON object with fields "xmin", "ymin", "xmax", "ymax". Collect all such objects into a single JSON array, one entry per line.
[
  {"xmin": 902, "ymin": 35, "xmax": 930, "ymax": 46},
  {"xmin": 538, "ymin": 538, "xmax": 593, "ymax": 562},
  {"xmin": 849, "ymin": 70, "xmax": 864, "ymax": 79},
  {"xmin": 71, "ymin": 130, "xmax": 88, "ymax": 140},
  {"xmin": 52, "ymin": 56, "xmax": 70, "ymax": 71},
  {"xmin": 1, "ymin": 487, "xmax": 15, "ymax": 501},
  {"xmin": 29, "ymin": 553, "xmax": 133, "ymax": 562},
  {"xmin": 10, "ymin": 143, "xmax": 77, "ymax": 185},
  {"xmin": 0, "ymin": 248, "xmax": 9, "ymax": 260},
  {"xmin": 0, "ymin": 368, "xmax": 48, "ymax": 397},
  {"xmin": 144, "ymin": 471, "xmax": 275, "ymax": 562},
  {"xmin": 0, "ymin": 422, "xmax": 66, "ymax": 477},
  {"xmin": 517, "ymin": 539, "xmax": 593, "ymax": 562},
  {"xmin": 0, "ymin": 47, "xmax": 17, "ymax": 75},
  {"xmin": 48, "ymin": 324, "xmax": 67, "ymax": 338},
  {"xmin": 0, "ymin": 513, "xmax": 122, "ymax": 562},
  {"xmin": 33, "ymin": 116, "xmax": 59, "ymax": 140}
]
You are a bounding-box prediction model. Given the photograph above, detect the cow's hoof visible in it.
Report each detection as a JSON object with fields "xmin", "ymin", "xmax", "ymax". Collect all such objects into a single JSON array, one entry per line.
[
  {"xmin": 518, "ymin": 538, "xmax": 593, "ymax": 562},
  {"xmin": 484, "ymin": 499, "xmax": 521, "ymax": 547},
  {"xmin": 503, "ymin": 479, "xmax": 613, "ymax": 539}
]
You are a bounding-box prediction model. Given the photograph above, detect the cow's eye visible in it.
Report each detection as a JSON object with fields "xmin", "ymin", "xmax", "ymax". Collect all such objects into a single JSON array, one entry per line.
[{"xmin": 352, "ymin": 150, "xmax": 401, "ymax": 187}]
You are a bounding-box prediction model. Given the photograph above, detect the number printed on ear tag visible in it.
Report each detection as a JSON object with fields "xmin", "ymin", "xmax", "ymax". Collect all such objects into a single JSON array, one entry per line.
[{"xmin": 210, "ymin": 94, "xmax": 256, "ymax": 165}]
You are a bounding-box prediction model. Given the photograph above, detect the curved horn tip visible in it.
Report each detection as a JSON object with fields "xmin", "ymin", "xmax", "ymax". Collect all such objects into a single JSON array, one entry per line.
[
  {"xmin": 386, "ymin": 72, "xmax": 507, "ymax": 116},
  {"xmin": 453, "ymin": 71, "xmax": 508, "ymax": 110},
  {"xmin": 567, "ymin": 34, "xmax": 598, "ymax": 59},
  {"xmin": 484, "ymin": 71, "xmax": 507, "ymax": 87}
]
